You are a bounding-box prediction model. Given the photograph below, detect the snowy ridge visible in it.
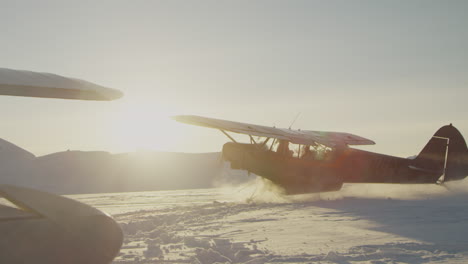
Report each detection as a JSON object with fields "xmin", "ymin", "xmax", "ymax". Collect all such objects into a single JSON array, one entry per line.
[{"xmin": 0, "ymin": 138, "xmax": 223, "ymax": 194}]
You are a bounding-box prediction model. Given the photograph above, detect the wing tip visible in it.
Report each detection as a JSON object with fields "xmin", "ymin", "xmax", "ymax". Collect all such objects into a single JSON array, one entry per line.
[{"xmin": 104, "ymin": 89, "xmax": 124, "ymax": 101}]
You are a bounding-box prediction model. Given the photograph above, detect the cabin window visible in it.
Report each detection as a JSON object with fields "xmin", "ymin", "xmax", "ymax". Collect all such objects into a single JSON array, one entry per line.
[
  {"xmin": 262, "ymin": 139, "xmax": 334, "ymax": 160},
  {"xmin": 268, "ymin": 140, "xmax": 301, "ymax": 157},
  {"xmin": 290, "ymin": 143, "xmax": 302, "ymax": 157},
  {"xmin": 301, "ymin": 144, "xmax": 333, "ymax": 160},
  {"xmin": 267, "ymin": 139, "xmax": 279, "ymax": 152},
  {"xmin": 266, "ymin": 139, "xmax": 293, "ymax": 156}
]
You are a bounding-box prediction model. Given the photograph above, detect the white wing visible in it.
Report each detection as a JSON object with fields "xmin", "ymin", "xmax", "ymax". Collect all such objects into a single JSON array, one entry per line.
[
  {"xmin": 0, "ymin": 68, "xmax": 123, "ymax": 101},
  {"xmin": 174, "ymin": 115, "xmax": 375, "ymax": 147}
]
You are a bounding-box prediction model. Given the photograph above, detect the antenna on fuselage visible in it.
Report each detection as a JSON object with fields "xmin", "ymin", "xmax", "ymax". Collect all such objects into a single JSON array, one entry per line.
[{"xmin": 288, "ymin": 112, "xmax": 301, "ymax": 130}]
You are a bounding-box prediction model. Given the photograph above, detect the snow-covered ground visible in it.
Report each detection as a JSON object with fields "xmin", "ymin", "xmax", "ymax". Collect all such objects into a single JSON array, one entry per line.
[{"xmin": 72, "ymin": 179, "xmax": 468, "ymax": 264}]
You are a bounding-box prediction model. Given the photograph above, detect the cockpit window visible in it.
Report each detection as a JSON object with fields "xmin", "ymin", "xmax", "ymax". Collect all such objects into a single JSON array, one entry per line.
[
  {"xmin": 264, "ymin": 139, "xmax": 334, "ymax": 160},
  {"xmin": 301, "ymin": 144, "xmax": 333, "ymax": 160}
]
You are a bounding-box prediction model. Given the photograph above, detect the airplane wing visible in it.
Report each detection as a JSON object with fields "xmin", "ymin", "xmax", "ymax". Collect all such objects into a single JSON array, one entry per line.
[
  {"xmin": 0, "ymin": 184, "xmax": 123, "ymax": 263},
  {"xmin": 0, "ymin": 68, "xmax": 123, "ymax": 101},
  {"xmin": 173, "ymin": 115, "xmax": 375, "ymax": 147}
]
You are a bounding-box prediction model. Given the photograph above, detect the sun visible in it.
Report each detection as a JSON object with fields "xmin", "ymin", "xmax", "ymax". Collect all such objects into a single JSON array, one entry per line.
[{"xmin": 109, "ymin": 100, "xmax": 184, "ymax": 153}]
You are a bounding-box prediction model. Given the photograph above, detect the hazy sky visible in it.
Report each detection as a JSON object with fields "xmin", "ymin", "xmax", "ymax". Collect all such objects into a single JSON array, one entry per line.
[{"xmin": 1, "ymin": 0, "xmax": 467, "ymax": 157}]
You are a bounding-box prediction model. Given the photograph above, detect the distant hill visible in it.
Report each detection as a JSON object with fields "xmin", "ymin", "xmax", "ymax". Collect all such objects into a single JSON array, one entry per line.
[{"xmin": 0, "ymin": 138, "xmax": 225, "ymax": 194}]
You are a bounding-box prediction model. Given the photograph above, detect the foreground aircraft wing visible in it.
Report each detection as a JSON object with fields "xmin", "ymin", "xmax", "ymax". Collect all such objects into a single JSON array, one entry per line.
[
  {"xmin": 174, "ymin": 115, "xmax": 375, "ymax": 147},
  {"xmin": 0, "ymin": 68, "xmax": 123, "ymax": 263},
  {"xmin": 0, "ymin": 68, "xmax": 123, "ymax": 101},
  {"xmin": 0, "ymin": 184, "xmax": 123, "ymax": 263}
]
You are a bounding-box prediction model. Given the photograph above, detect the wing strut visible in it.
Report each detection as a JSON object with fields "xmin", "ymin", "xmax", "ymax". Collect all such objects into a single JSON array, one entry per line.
[
  {"xmin": 269, "ymin": 138, "xmax": 276, "ymax": 151},
  {"xmin": 252, "ymin": 136, "xmax": 271, "ymax": 149},
  {"xmin": 220, "ymin": 130, "xmax": 237, "ymax": 143},
  {"xmin": 261, "ymin": 138, "xmax": 271, "ymax": 148}
]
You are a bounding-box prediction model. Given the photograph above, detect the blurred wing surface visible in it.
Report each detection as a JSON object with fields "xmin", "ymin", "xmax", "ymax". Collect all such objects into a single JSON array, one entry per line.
[
  {"xmin": 174, "ymin": 115, "xmax": 375, "ymax": 147},
  {"xmin": 0, "ymin": 68, "xmax": 123, "ymax": 101}
]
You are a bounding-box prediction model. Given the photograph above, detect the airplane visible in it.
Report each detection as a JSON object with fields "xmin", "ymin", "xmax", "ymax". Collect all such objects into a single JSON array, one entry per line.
[
  {"xmin": 174, "ymin": 115, "xmax": 468, "ymax": 194},
  {"xmin": 0, "ymin": 68, "xmax": 123, "ymax": 263}
]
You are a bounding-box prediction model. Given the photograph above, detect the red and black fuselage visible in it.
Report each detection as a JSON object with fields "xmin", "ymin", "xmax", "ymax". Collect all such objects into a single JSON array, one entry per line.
[{"xmin": 222, "ymin": 124, "xmax": 468, "ymax": 194}]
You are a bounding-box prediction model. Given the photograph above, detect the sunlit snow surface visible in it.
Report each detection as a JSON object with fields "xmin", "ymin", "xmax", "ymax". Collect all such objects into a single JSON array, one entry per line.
[{"xmin": 71, "ymin": 179, "xmax": 468, "ymax": 264}]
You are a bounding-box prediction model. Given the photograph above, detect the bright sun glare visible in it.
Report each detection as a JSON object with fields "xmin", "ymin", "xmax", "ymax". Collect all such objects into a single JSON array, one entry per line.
[{"xmin": 110, "ymin": 100, "xmax": 185, "ymax": 153}]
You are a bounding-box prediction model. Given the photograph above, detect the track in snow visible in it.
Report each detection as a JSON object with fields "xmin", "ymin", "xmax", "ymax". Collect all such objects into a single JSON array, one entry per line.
[{"xmin": 72, "ymin": 179, "xmax": 468, "ymax": 263}]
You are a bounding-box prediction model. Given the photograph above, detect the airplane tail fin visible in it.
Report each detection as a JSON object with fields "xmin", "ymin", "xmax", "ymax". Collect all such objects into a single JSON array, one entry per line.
[{"xmin": 413, "ymin": 124, "xmax": 468, "ymax": 182}]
